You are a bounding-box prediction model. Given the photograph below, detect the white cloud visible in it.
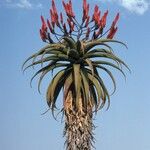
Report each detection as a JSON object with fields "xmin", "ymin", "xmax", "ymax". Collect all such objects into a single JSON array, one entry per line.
[
  {"xmin": 101, "ymin": 0, "xmax": 149, "ymax": 15},
  {"xmin": 5, "ymin": 0, "xmax": 43, "ymax": 9},
  {"xmin": 16, "ymin": 0, "xmax": 32, "ymax": 9},
  {"xmin": 120, "ymin": 0, "xmax": 149, "ymax": 14}
]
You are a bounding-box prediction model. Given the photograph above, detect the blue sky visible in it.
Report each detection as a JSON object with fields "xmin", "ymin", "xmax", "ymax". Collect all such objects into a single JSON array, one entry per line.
[{"xmin": 0, "ymin": 0, "xmax": 150, "ymax": 150}]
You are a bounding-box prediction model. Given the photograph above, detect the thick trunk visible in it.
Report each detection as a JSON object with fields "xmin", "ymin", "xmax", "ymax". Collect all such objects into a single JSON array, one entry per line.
[{"xmin": 63, "ymin": 91, "xmax": 95, "ymax": 150}]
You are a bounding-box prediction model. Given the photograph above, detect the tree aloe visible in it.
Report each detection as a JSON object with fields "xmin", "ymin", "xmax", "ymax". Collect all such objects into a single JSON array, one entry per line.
[{"xmin": 22, "ymin": 0, "xmax": 129, "ymax": 149}]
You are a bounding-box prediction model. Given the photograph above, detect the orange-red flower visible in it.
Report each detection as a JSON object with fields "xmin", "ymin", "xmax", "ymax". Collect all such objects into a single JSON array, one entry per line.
[
  {"xmin": 92, "ymin": 5, "xmax": 101, "ymax": 27},
  {"xmin": 62, "ymin": 0, "xmax": 75, "ymax": 18},
  {"xmin": 40, "ymin": 16, "xmax": 47, "ymax": 41},
  {"xmin": 83, "ymin": 0, "xmax": 89, "ymax": 22},
  {"xmin": 51, "ymin": 0, "xmax": 59, "ymax": 26},
  {"xmin": 95, "ymin": 28, "xmax": 102, "ymax": 38},
  {"xmin": 112, "ymin": 13, "xmax": 119, "ymax": 27},
  {"xmin": 39, "ymin": 0, "xmax": 120, "ymax": 42},
  {"xmin": 50, "ymin": 9, "xmax": 56, "ymax": 27},
  {"xmin": 67, "ymin": 18, "xmax": 75, "ymax": 33},
  {"xmin": 107, "ymin": 13, "xmax": 119, "ymax": 39},
  {"xmin": 85, "ymin": 16, "xmax": 90, "ymax": 27},
  {"xmin": 52, "ymin": 0, "xmax": 57, "ymax": 14},
  {"xmin": 41, "ymin": 16, "xmax": 47, "ymax": 31},
  {"xmin": 40, "ymin": 29, "xmax": 47, "ymax": 41},
  {"xmin": 60, "ymin": 12, "xmax": 63, "ymax": 24},
  {"xmin": 86, "ymin": 27, "xmax": 90, "ymax": 39},
  {"xmin": 47, "ymin": 19, "xmax": 54, "ymax": 33},
  {"xmin": 100, "ymin": 10, "xmax": 108, "ymax": 28},
  {"xmin": 107, "ymin": 26, "xmax": 118, "ymax": 39},
  {"xmin": 70, "ymin": 22, "xmax": 75, "ymax": 33}
]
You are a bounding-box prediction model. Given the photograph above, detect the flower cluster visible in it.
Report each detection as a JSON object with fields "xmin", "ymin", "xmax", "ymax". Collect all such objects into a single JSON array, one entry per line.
[{"xmin": 40, "ymin": 0, "xmax": 120, "ymax": 43}]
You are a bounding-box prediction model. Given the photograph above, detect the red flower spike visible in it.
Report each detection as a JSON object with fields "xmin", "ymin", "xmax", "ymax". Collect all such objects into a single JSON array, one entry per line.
[
  {"xmin": 39, "ymin": 1, "xmax": 120, "ymax": 42},
  {"xmin": 97, "ymin": 10, "xmax": 101, "ymax": 21},
  {"xmin": 69, "ymin": 0, "xmax": 75, "ymax": 17},
  {"xmin": 63, "ymin": 23, "xmax": 68, "ymax": 34},
  {"xmin": 62, "ymin": 1, "xmax": 66, "ymax": 10},
  {"xmin": 62, "ymin": 0, "xmax": 75, "ymax": 18},
  {"xmin": 69, "ymin": 0, "xmax": 73, "ymax": 11},
  {"xmin": 86, "ymin": 27, "xmax": 90, "ymax": 39},
  {"xmin": 83, "ymin": 0, "xmax": 89, "ymax": 22},
  {"xmin": 41, "ymin": 16, "xmax": 47, "ymax": 33},
  {"xmin": 98, "ymin": 10, "xmax": 101, "ymax": 17},
  {"xmin": 51, "ymin": 0, "xmax": 59, "ymax": 27},
  {"xmin": 50, "ymin": 9, "xmax": 56, "ymax": 27},
  {"xmin": 107, "ymin": 26, "xmax": 118, "ymax": 39},
  {"xmin": 47, "ymin": 19, "xmax": 53, "ymax": 33},
  {"xmin": 100, "ymin": 10, "xmax": 108, "ymax": 28},
  {"xmin": 71, "ymin": 22, "xmax": 74, "ymax": 32},
  {"xmin": 67, "ymin": 18, "xmax": 74, "ymax": 33},
  {"xmin": 92, "ymin": 5, "xmax": 100, "ymax": 23},
  {"xmin": 66, "ymin": 4, "xmax": 70, "ymax": 13},
  {"xmin": 107, "ymin": 13, "xmax": 119, "ymax": 39},
  {"xmin": 94, "ymin": 10, "xmax": 101, "ymax": 27},
  {"xmin": 60, "ymin": 12, "xmax": 63, "ymax": 24},
  {"xmin": 86, "ymin": 4, "xmax": 89, "ymax": 16},
  {"xmin": 42, "ymin": 24, "xmax": 47, "ymax": 32},
  {"xmin": 41, "ymin": 15, "xmax": 45, "ymax": 24},
  {"xmin": 67, "ymin": 18, "xmax": 71, "ymax": 27},
  {"xmin": 85, "ymin": 4, "xmax": 90, "ymax": 21},
  {"xmin": 94, "ymin": 5, "xmax": 99, "ymax": 13},
  {"xmin": 113, "ymin": 13, "xmax": 119, "ymax": 26},
  {"xmin": 63, "ymin": 2, "xmax": 69, "ymax": 16},
  {"xmin": 95, "ymin": 28, "xmax": 102, "ymax": 38},
  {"xmin": 52, "ymin": 0, "xmax": 57, "ymax": 13},
  {"xmin": 40, "ymin": 29, "xmax": 47, "ymax": 41},
  {"xmin": 83, "ymin": 0, "xmax": 87, "ymax": 11},
  {"xmin": 85, "ymin": 16, "xmax": 90, "ymax": 27}
]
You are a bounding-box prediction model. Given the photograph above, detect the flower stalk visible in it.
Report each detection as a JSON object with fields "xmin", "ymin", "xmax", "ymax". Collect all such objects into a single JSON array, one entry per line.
[{"xmin": 39, "ymin": 0, "xmax": 120, "ymax": 43}]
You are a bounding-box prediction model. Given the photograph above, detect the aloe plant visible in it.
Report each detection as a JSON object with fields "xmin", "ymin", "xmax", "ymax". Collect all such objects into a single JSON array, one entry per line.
[{"xmin": 22, "ymin": 0, "xmax": 129, "ymax": 149}]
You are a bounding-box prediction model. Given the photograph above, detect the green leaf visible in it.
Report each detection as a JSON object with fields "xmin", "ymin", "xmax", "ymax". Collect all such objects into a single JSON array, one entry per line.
[
  {"xmin": 67, "ymin": 49, "xmax": 79, "ymax": 60},
  {"xmin": 73, "ymin": 64, "xmax": 81, "ymax": 110},
  {"xmin": 62, "ymin": 36, "xmax": 76, "ymax": 49},
  {"xmin": 94, "ymin": 69, "xmax": 110, "ymax": 110},
  {"xmin": 76, "ymin": 40, "xmax": 81, "ymax": 52},
  {"xmin": 86, "ymin": 68, "xmax": 110, "ymax": 110},
  {"xmin": 87, "ymin": 72, "xmax": 103, "ymax": 111},
  {"xmin": 87, "ymin": 48, "xmax": 113, "ymax": 55},
  {"xmin": 37, "ymin": 63, "xmax": 69, "ymax": 93},
  {"xmin": 85, "ymin": 39, "xmax": 127, "ymax": 52},
  {"xmin": 98, "ymin": 39, "xmax": 127, "ymax": 48},
  {"xmin": 23, "ymin": 53, "xmax": 75, "ymax": 72},
  {"xmin": 96, "ymin": 65, "xmax": 117, "ymax": 95},
  {"xmin": 85, "ymin": 58, "xmax": 94, "ymax": 77},
  {"xmin": 30, "ymin": 61, "xmax": 56, "ymax": 88},
  {"xmin": 22, "ymin": 43, "xmax": 66, "ymax": 70},
  {"xmin": 31, "ymin": 47, "xmax": 63, "ymax": 68},
  {"xmin": 93, "ymin": 61, "xmax": 126, "ymax": 79},
  {"xmin": 80, "ymin": 69, "xmax": 90, "ymax": 107},
  {"xmin": 40, "ymin": 49, "xmax": 67, "ymax": 67},
  {"xmin": 64, "ymin": 72, "xmax": 73, "ymax": 100},
  {"xmin": 89, "ymin": 83, "xmax": 98, "ymax": 112},
  {"xmin": 22, "ymin": 44, "xmax": 52, "ymax": 70},
  {"xmin": 84, "ymin": 53, "xmax": 130, "ymax": 71},
  {"xmin": 47, "ymin": 69, "xmax": 65, "ymax": 106},
  {"xmin": 23, "ymin": 56, "xmax": 59, "ymax": 72}
]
